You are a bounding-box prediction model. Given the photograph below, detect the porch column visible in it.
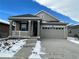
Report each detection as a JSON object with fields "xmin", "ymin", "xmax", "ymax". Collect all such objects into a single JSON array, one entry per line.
[
  {"xmin": 9, "ymin": 20, "xmax": 13, "ymax": 36},
  {"xmin": 37, "ymin": 20, "xmax": 40, "ymax": 37},
  {"xmin": 14, "ymin": 22, "xmax": 17, "ymax": 31},
  {"xmin": 28, "ymin": 20, "xmax": 31, "ymax": 37}
]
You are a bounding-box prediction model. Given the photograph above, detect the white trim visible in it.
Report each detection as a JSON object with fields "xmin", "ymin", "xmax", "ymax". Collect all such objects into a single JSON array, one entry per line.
[
  {"xmin": 53, "ymin": 25, "xmax": 66, "ymax": 27},
  {"xmin": 42, "ymin": 25, "xmax": 53, "ymax": 27},
  {"xmin": 37, "ymin": 20, "xmax": 40, "ymax": 36},
  {"xmin": 42, "ymin": 21, "xmax": 48, "ymax": 23},
  {"xmin": 28, "ymin": 20, "xmax": 31, "ymax": 22},
  {"xmin": 10, "ymin": 17, "xmax": 41, "ymax": 20},
  {"xmin": 37, "ymin": 20, "xmax": 40, "ymax": 22}
]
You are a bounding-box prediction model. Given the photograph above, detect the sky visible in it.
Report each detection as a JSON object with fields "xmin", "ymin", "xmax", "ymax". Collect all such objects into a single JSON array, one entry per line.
[
  {"xmin": 0, "ymin": 0, "xmax": 79, "ymax": 24},
  {"xmin": 35, "ymin": 0, "xmax": 79, "ymax": 22}
]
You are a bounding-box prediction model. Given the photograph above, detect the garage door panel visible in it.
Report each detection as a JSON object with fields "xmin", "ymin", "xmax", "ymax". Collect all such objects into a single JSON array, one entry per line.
[{"xmin": 41, "ymin": 28, "xmax": 65, "ymax": 39}]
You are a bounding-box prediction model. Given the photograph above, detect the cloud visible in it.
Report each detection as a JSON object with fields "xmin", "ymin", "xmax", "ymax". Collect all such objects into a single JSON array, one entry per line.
[
  {"xmin": 0, "ymin": 18, "xmax": 9, "ymax": 24},
  {"xmin": 34, "ymin": 0, "xmax": 79, "ymax": 22}
]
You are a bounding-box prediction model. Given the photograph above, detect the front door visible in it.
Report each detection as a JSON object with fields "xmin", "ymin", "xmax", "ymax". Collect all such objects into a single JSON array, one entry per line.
[{"xmin": 32, "ymin": 21, "xmax": 38, "ymax": 36}]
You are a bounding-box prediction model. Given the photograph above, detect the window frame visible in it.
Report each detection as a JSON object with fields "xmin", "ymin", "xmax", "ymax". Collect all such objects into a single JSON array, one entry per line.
[{"xmin": 20, "ymin": 23, "xmax": 28, "ymax": 31}]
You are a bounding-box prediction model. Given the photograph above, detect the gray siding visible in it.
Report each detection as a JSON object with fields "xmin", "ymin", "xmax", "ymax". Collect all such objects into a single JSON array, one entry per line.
[
  {"xmin": 36, "ymin": 11, "xmax": 58, "ymax": 21},
  {"xmin": 16, "ymin": 22, "xmax": 20, "ymax": 30}
]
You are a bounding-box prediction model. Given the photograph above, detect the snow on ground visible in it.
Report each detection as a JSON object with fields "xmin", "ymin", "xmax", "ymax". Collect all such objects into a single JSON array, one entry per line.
[
  {"xmin": 67, "ymin": 37, "xmax": 79, "ymax": 44},
  {"xmin": 29, "ymin": 40, "xmax": 46, "ymax": 59},
  {"xmin": 0, "ymin": 39, "xmax": 27, "ymax": 57},
  {"xmin": 29, "ymin": 41, "xmax": 41, "ymax": 59}
]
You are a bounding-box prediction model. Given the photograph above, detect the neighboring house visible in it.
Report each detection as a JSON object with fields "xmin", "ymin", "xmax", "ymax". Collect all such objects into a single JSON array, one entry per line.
[
  {"xmin": 0, "ymin": 21, "xmax": 9, "ymax": 38},
  {"xmin": 8, "ymin": 11, "xmax": 68, "ymax": 39},
  {"xmin": 68, "ymin": 25, "xmax": 79, "ymax": 37}
]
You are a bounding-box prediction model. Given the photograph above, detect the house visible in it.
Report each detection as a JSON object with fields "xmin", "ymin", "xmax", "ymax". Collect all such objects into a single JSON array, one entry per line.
[
  {"xmin": 68, "ymin": 25, "xmax": 79, "ymax": 37},
  {"xmin": 0, "ymin": 20, "xmax": 9, "ymax": 38},
  {"xmin": 8, "ymin": 11, "xmax": 68, "ymax": 39}
]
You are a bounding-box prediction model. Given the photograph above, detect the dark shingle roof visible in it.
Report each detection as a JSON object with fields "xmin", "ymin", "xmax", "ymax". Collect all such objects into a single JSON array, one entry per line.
[{"xmin": 12, "ymin": 14, "xmax": 38, "ymax": 17}]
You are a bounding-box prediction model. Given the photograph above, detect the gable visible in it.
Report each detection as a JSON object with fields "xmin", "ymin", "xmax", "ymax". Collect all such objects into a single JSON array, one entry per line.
[{"xmin": 36, "ymin": 11, "xmax": 59, "ymax": 22}]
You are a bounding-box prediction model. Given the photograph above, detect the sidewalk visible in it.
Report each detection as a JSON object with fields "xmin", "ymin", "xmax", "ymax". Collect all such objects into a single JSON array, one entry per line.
[{"xmin": 14, "ymin": 47, "xmax": 32, "ymax": 58}]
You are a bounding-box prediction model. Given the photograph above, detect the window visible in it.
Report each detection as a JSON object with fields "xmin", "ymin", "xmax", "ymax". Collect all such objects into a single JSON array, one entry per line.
[
  {"xmin": 61, "ymin": 28, "xmax": 64, "ymax": 30},
  {"xmin": 42, "ymin": 26, "xmax": 64, "ymax": 30},
  {"xmin": 42, "ymin": 27, "xmax": 52, "ymax": 29},
  {"xmin": 53, "ymin": 27, "xmax": 64, "ymax": 30},
  {"xmin": 42, "ymin": 27, "xmax": 45, "ymax": 29},
  {"xmin": 55, "ymin": 28, "xmax": 58, "ymax": 30},
  {"xmin": 58, "ymin": 28, "xmax": 61, "ymax": 30},
  {"xmin": 45, "ymin": 27, "xmax": 47, "ymax": 29},
  {"xmin": 20, "ymin": 23, "xmax": 28, "ymax": 31}
]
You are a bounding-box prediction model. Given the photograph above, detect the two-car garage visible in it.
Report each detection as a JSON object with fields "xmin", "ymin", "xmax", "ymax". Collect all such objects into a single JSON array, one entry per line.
[{"xmin": 41, "ymin": 24, "xmax": 67, "ymax": 39}]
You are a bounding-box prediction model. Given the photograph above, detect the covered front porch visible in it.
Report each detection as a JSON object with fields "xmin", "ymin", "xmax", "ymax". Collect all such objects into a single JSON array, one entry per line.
[{"xmin": 9, "ymin": 14, "xmax": 41, "ymax": 39}]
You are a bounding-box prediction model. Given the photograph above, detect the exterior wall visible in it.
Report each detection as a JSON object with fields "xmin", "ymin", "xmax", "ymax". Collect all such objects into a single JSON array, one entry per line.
[
  {"xmin": 0, "ymin": 23, "xmax": 9, "ymax": 38},
  {"xmin": 16, "ymin": 22, "xmax": 20, "ymax": 30},
  {"xmin": 41, "ymin": 24, "xmax": 68, "ymax": 39},
  {"xmin": 12, "ymin": 31, "xmax": 29, "ymax": 38},
  {"xmin": 36, "ymin": 12, "xmax": 58, "ymax": 21}
]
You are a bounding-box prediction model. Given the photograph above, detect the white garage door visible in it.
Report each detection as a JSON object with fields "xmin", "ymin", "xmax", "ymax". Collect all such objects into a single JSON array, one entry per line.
[{"xmin": 41, "ymin": 25, "xmax": 65, "ymax": 39}]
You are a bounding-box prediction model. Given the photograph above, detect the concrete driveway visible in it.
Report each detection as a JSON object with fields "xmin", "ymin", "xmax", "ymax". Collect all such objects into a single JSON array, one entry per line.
[{"xmin": 41, "ymin": 39, "xmax": 79, "ymax": 59}]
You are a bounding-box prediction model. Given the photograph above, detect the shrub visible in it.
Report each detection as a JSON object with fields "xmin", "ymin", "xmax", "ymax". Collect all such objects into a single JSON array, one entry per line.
[{"xmin": 4, "ymin": 42, "xmax": 10, "ymax": 46}]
